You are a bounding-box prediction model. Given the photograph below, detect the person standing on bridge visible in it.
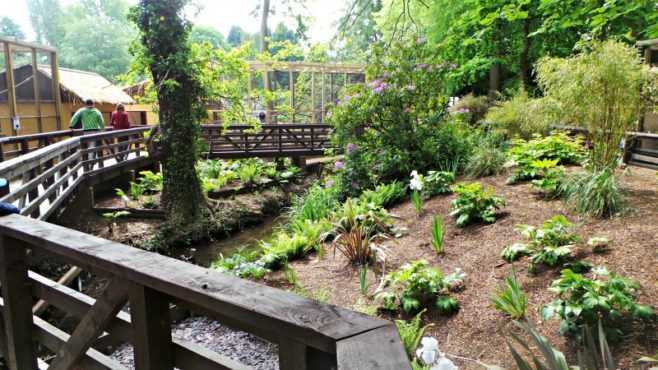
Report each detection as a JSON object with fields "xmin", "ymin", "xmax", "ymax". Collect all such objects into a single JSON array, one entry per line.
[
  {"xmin": 69, "ymin": 98, "xmax": 106, "ymax": 167},
  {"xmin": 110, "ymin": 104, "xmax": 132, "ymax": 161}
]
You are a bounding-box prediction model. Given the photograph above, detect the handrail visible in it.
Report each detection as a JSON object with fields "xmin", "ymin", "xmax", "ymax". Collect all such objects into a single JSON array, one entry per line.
[{"xmin": 0, "ymin": 214, "xmax": 410, "ymax": 369}]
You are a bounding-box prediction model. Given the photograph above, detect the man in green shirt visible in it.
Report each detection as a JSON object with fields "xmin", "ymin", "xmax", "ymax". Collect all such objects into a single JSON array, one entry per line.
[{"xmin": 69, "ymin": 98, "xmax": 105, "ymax": 131}]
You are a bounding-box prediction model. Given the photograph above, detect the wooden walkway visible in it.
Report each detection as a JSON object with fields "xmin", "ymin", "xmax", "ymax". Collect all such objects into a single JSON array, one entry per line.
[{"xmin": 0, "ymin": 126, "xmax": 409, "ymax": 369}]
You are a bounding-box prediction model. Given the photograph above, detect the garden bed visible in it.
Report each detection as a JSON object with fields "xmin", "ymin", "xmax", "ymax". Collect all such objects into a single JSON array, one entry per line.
[{"xmin": 262, "ymin": 166, "xmax": 658, "ymax": 368}]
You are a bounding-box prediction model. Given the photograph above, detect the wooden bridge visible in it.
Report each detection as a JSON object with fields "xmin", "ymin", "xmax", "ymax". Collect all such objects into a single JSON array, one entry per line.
[{"xmin": 0, "ymin": 125, "xmax": 411, "ymax": 369}]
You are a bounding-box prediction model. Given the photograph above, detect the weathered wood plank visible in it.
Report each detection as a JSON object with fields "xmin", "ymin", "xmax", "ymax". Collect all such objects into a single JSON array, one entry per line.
[
  {"xmin": 0, "ymin": 235, "xmax": 37, "ymax": 370},
  {"xmin": 48, "ymin": 278, "xmax": 129, "ymax": 370},
  {"xmin": 0, "ymin": 214, "xmax": 391, "ymax": 355},
  {"xmin": 129, "ymin": 284, "xmax": 174, "ymax": 370},
  {"xmin": 336, "ymin": 324, "xmax": 411, "ymax": 370}
]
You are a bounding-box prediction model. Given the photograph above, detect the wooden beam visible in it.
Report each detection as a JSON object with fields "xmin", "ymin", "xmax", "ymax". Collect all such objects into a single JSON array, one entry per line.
[
  {"xmin": 48, "ymin": 278, "xmax": 129, "ymax": 370},
  {"xmin": 645, "ymin": 47, "xmax": 652, "ymax": 66},
  {"xmin": 0, "ymin": 235, "xmax": 37, "ymax": 369},
  {"xmin": 129, "ymin": 284, "xmax": 174, "ymax": 370},
  {"xmin": 32, "ymin": 266, "xmax": 83, "ymax": 316},
  {"xmin": 336, "ymin": 325, "xmax": 411, "ymax": 370},
  {"xmin": 3, "ymin": 42, "xmax": 18, "ymax": 136},
  {"xmin": 31, "ymin": 49, "xmax": 43, "ymax": 133},
  {"xmin": 50, "ymin": 52, "xmax": 63, "ymax": 130}
]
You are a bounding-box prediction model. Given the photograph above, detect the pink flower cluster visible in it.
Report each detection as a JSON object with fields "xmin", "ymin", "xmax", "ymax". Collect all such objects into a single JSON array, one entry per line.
[{"xmin": 369, "ymin": 79, "xmax": 389, "ymax": 93}]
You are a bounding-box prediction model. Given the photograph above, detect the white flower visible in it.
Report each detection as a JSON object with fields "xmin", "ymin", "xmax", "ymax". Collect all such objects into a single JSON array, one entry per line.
[
  {"xmin": 416, "ymin": 337, "xmax": 458, "ymax": 370},
  {"xmin": 416, "ymin": 337, "xmax": 440, "ymax": 365},
  {"xmin": 410, "ymin": 171, "xmax": 423, "ymax": 191}
]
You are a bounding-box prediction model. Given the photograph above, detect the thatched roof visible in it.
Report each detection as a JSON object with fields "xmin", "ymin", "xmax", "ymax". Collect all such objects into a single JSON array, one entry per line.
[{"xmin": 38, "ymin": 65, "xmax": 135, "ymax": 105}]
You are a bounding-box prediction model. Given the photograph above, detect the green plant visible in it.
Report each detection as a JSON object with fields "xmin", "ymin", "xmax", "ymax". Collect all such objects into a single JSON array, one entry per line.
[
  {"xmin": 447, "ymin": 93, "xmax": 489, "ymax": 124},
  {"xmin": 507, "ymin": 319, "xmax": 616, "ymax": 370},
  {"xmin": 284, "ymin": 260, "xmax": 303, "ymax": 291},
  {"xmin": 353, "ymin": 299, "xmax": 378, "ymax": 316},
  {"xmin": 489, "ymin": 268, "xmax": 527, "ymax": 319},
  {"xmin": 359, "ymin": 181, "xmax": 407, "ymax": 208},
  {"xmin": 128, "ymin": 181, "xmax": 145, "ymax": 200},
  {"xmin": 115, "ymin": 188, "xmax": 130, "ymax": 207},
  {"xmin": 542, "ymin": 267, "xmax": 655, "ymax": 341},
  {"xmin": 449, "ymin": 183, "xmax": 506, "ymax": 227},
  {"xmin": 212, "ymin": 253, "xmax": 269, "ymax": 279},
  {"xmin": 560, "ymin": 167, "xmax": 628, "ymax": 218},
  {"xmin": 512, "ymin": 216, "xmax": 582, "ymax": 266},
  {"xmin": 465, "ymin": 144, "xmax": 506, "ymax": 179},
  {"xmin": 376, "ymin": 260, "xmax": 464, "ymax": 314},
  {"xmin": 395, "ymin": 309, "xmax": 434, "ymax": 358},
  {"xmin": 587, "ymin": 236, "xmax": 611, "ymax": 253},
  {"xmin": 141, "ymin": 197, "xmax": 157, "ymax": 209},
  {"xmin": 505, "ymin": 132, "xmax": 584, "ymax": 185},
  {"xmin": 237, "ymin": 164, "xmax": 259, "ymax": 184},
  {"xmin": 429, "ymin": 215, "xmax": 444, "ymax": 254},
  {"xmin": 421, "ymin": 171, "xmax": 455, "ymax": 196},
  {"xmin": 500, "ymin": 243, "xmax": 531, "ymax": 262},
  {"xmin": 529, "ymin": 159, "xmax": 565, "ymax": 199},
  {"xmin": 360, "ymin": 264, "xmax": 368, "ymax": 295},
  {"xmin": 333, "ymin": 212, "xmax": 384, "ymax": 266},
  {"xmin": 486, "ymin": 89, "xmax": 552, "ymax": 139},
  {"xmin": 137, "ymin": 170, "xmax": 163, "ymax": 192},
  {"xmin": 102, "ymin": 211, "xmax": 131, "ymax": 232},
  {"xmin": 411, "ymin": 190, "xmax": 423, "ymax": 215},
  {"xmin": 286, "ymin": 184, "xmax": 338, "ymax": 225}
]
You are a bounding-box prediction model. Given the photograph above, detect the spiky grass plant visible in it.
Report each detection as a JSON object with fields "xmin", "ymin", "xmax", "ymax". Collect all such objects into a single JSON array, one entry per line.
[
  {"xmin": 489, "ymin": 267, "xmax": 527, "ymax": 319},
  {"xmin": 429, "ymin": 215, "xmax": 445, "ymax": 254}
]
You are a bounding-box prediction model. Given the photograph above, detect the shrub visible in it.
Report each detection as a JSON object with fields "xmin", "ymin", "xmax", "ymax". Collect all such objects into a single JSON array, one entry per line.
[
  {"xmin": 376, "ymin": 260, "xmax": 465, "ymax": 314},
  {"xmin": 395, "ymin": 310, "xmax": 433, "ymax": 358},
  {"xmin": 560, "ymin": 167, "xmax": 628, "ymax": 218},
  {"xmin": 448, "ymin": 93, "xmax": 489, "ymax": 124},
  {"xmin": 429, "ymin": 215, "xmax": 444, "ymax": 254},
  {"xmin": 536, "ymin": 40, "xmax": 655, "ymax": 171},
  {"xmin": 485, "ymin": 89, "xmax": 553, "ymax": 139},
  {"xmin": 542, "ymin": 267, "xmax": 655, "ymax": 341},
  {"xmin": 465, "ymin": 144, "xmax": 506, "ymax": 179},
  {"xmin": 449, "ymin": 183, "xmax": 506, "ymax": 227},
  {"xmin": 529, "ymin": 159, "xmax": 565, "ymax": 199},
  {"xmin": 286, "ymin": 184, "xmax": 339, "ymax": 225},
  {"xmin": 422, "ymin": 171, "xmax": 455, "ymax": 196},
  {"xmin": 128, "ymin": 181, "xmax": 145, "ymax": 200},
  {"xmin": 489, "ymin": 268, "xmax": 527, "ymax": 319},
  {"xmin": 332, "ymin": 199, "xmax": 390, "ymax": 265},
  {"xmin": 505, "ymin": 132, "xmax": 584, "ymax": 185},
  {"xmin": 237, "ymin": 164, "xmax": 259, "ymax": 184},
  {"xmin": 137, "ymin": 170, "xmax": 163, "ymax": 193}
]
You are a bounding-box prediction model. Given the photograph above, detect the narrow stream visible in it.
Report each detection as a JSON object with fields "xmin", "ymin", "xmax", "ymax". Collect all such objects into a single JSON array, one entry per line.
[{"xmin": 193, "ymin": 217, "xmax": 284, "ymax": 268}]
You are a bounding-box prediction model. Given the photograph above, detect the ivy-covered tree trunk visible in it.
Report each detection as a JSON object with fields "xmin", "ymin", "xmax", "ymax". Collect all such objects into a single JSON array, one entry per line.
[{"xmin": 131, "ymin": 0, "xmax": 205, "ymax": 227}]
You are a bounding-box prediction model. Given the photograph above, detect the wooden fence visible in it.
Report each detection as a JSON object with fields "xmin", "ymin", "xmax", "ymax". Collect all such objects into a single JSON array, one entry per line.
[{"xmin": 0, "ymin": 214, "xmax": 410, "ymax": 369}]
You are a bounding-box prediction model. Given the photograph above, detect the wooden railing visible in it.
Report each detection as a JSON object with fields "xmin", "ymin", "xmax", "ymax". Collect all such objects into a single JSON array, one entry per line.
[
  {"xmin": 0, "ymin": 214, "xmax": 410, "ymax": 369},
  {"xmin": 556, "ymin": 125, "xmax": 658, "ymax": 169},
  {"xmin": 0, "ymin": 127, "xmax": 151, "ymax": 220},
  {"xmin": 200, "ymin": 124, "xmax": 334, "ymax": 158}
]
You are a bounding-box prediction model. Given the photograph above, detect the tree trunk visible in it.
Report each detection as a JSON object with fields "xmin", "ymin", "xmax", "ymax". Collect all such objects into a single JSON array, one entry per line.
[
  {"xmin": 519, "ymin": 18, "xmax": 532, "ymax": 89},
  {"xmin": 261, "ymin": 0, "xmax": 273, "ymax": 122},
  {"xmin": 133, "ymin": 0, "xmax": 205, "ymax": 228}
]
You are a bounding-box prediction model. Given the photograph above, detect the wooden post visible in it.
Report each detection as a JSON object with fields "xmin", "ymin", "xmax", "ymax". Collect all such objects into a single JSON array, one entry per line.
[
  {"xmin": 310, "ymin": 71, "xmax": 316, "ymax": 123},
  {"xmin": 0, "ymin": 236, "xmax": 38, "ymax": 370},
  {"xmin": 645, "ymin": 47, "xmax": 652, "ymax": 66},
  {"xmin": 3, "ymin": 42, "xmax": 18, "ymax": 136},
  {"xmin": 321, "ymin": 69, "xmax": 325, "ymax": 123},
  {"xmin": 31, "ymin": 49, "xmax": 43, "ymax": 134},
  {"xmin": 289, "ymin": 66, "xmax": 295, "ymax": 123},
  {"xmin": 129, "ymin": 284, "xmax": 173, "ymax": 370},
  {"xmin": 50, "ymin": 52, "xmax": 63, "ymax": 130}
]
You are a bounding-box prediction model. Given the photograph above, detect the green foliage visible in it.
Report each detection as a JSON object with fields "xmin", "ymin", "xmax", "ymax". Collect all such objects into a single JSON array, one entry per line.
[
  {"xmin": 332, "ymin": 199, "xmax": 390, "ymax": 265},
  {"xmin": 128, "ymin": 181, "xmax": 145, "ymax": 200},
  {"xmin": 449, "ymin": 183, "xmax": 506, "ymax": 227},
  {"xmin": 329, "ymin": 37, "xmax": 476, "ymax": 190},
  {"xmin": 141, "ymin": 197, "xmax": 157, "ymax": 209},
  {"xmin": 542, "ymin": 267, "xmax": 655, "ymax": 341},
  {"xmin": 410, "ymin": 190, "xmax": 423, "ymax": 215},
  {"xmin": 137, "ymin": 171, "xmax": 163, "ymax": 192},
  {"xmin": 447, "ymin": 93, "xmax": 489, "ymax": 124},
  {"xmin": 395, "ymin": 310, "xmax": 434, "ymax": 358},
  {"xmin": 353, "ymin": 299, "xmax": 378, "ymax": 316},
  {"xmin": 500, "ymin": 243, "xmax": 531, "ymax": 262},
  {"xmin": 486, "ymin": 89, "xmax": 553, "ymax": 139},
  {"xmin": 0, "ymin": 16, "xmax": 25, "ymax": 39},
  {"xmin": 360, "ymin": 265, "xmax": 368, "ymax": 295},
  {"xmin": 197, "ymin": 159, "xmax": 280, "ymax": 192},
  {"xmin": 376, "ymin": 260, "xmax": 464, "ymax": 314},
  {"xmin": 536, "ymin": 40, "xmax": 657, "ymax": 171},
  {"xmin": 237, "ymin": 164, "xmax": 259, "ymax": 185},
  {"xmin": 286, "ymin": 184, "xmax": 339, "ymax": 225},
  {"xmin": 507, "ymin": 319, "xmax": 617, "ymax": 370},
  {"xmin": 359, "ymin": 181, "xmax": 407, "ymax": 208},
  {"xmin": 429, "ymin": 215, "xmax": 444, "ymax": 254},
  {"xmin": 587, "ymin": 237, "xmax": 612, "ymax": 253},
  {"xmin": 102, "ymin": 210, "xmax": 131, "ymax": 226},
  {"xmin": 529, "ymin": 159, "xmax": 565, "ymax": 199},
  {"xmin": 511, "ymin": 216, "xmax": 582, "ymax": 266},
  {"xmin": 505, "ymin": 132, "xmax": 584, "ymax": 185},
  {"xmin": 489, "ymin": 268, "xmax": 527, "ymax": 319},
  {"xmin": 212, "ymin": 253, "xmax": 268, "ymax": 279},
  {"xmin": 560, "ymin": 167, "xmax": 628, "ymax": 218},
  {"xmin": 422, "ymin": 171, "xmax": 455, "ymax": 197},
  {"xmin": 465, "ymin": 143, "xmax": 506, "ymax": 179}
]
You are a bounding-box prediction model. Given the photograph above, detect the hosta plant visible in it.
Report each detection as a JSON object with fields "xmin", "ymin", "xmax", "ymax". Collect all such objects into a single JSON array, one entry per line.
[
  {"xmin": 450, "ymin": 183, "xmax": 506, "ymax": 227},
  {"xmin": 542, "ymin": 267, "xmax": 655, "ymax": 341},
  {"xmin": 504, "ymin": 216, "xmax": 582, "ymax": 266},
  {"xmin": 422, "ymin": 171, "xmax": 455, "ymax": 196},
  {"xmin": 376, "ymin": 260, "xmax": 465, "ymax": 314}
]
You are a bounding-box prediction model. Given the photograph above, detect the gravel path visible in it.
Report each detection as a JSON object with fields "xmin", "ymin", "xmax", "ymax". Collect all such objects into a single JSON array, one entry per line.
[{"xmin": 111, "ymin": 316, "xmax": 279, "ymax": 369}]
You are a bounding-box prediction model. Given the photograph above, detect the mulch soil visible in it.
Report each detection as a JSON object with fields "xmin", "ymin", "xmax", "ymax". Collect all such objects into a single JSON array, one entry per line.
[{"xmin": 264, "ymin": 166, "xmax": 658, "ymax": 369}]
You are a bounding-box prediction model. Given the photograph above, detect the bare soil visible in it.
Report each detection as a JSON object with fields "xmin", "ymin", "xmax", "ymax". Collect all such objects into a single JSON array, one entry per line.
[{"xmin": 264, "ymin": 167, "xmax": 658, "ymax": 369}]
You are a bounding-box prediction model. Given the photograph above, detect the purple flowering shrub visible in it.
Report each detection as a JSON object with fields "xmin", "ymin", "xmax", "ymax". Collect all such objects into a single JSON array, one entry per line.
[{"xmin": 328, "ymin": 38, "xmax": 475, "ymax": 194}]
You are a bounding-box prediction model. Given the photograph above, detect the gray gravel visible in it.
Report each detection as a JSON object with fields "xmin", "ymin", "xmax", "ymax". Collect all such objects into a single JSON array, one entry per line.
[{"xmin": 110, "ymin": 316, "xmax": 279, "ymax": 369}]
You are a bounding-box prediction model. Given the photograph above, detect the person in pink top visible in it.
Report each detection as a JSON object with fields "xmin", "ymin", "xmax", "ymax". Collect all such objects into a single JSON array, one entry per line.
[{"xmin": 110, "ymin": 104, "xmax": 132, "ymax": 161}]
